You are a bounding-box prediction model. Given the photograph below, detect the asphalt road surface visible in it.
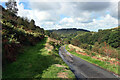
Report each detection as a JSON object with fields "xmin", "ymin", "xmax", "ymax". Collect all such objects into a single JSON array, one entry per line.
[{"xmin": 59, "ymin": 46, "xmax": 119, "ymax": 80}]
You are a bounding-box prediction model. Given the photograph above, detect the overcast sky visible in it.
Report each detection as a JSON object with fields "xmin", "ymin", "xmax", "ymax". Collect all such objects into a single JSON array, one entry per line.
[{"xmin": 0, "ymin": 0, "xmax": 119, "ymax": 31}]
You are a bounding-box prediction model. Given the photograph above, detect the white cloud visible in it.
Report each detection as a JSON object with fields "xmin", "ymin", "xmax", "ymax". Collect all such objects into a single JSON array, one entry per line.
[
  {"xmin": 29, "ymin": 2, "xmax": 61, "ymax": 11},
  {"xmin": 109, "ymin": 2, "xmax": 118, "ymax": 18},
  {"xmin": 60, "ymin": 18, "xmax": 74, "ymax": 24},
  {"xmin": 56, "ymin": 14, "xmax": 118, "ymax": 31},
  {"xmin": 17, "ymin": 0, "xmax": 119, "ymax": 2},
  {"xmin": 84, "ymin": 14, "xmax": 118, "ymax": 31},
  {"xmin": 16, "ymin": 0, "xmax": 118, "ymax": 31},
  {"xmin": 17, "ymin": 2, "xmax": 58, "ymax": 28}
]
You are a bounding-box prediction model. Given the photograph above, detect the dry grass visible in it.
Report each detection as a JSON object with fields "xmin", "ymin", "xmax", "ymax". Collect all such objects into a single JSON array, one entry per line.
[
  {"xmin": 45, "ymin": 37, "xmax": 54, "ymax": 51},
  {"xmin": 57, "ymin": 72, "xmax": 68, "ymax": 78},
  {"xmin": 45, "ymin": 37, "xmax": 61, "ymax": 51},
  {"xmin": 45, "ymin": 43, "xmax": 53, "ymax": 51},
  {"xmin": 55, "ymin": 64, "xmax": 66, "ymax": 68},
  {"xmin": 48, "ymin": 37, "xmax": 61, "ymax": 44},
  {"xmin": 68, "ymin": 44, "xmax": 85, "ymax": 53}
]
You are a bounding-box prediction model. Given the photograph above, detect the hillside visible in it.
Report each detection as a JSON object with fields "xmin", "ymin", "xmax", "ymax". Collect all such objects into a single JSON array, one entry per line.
[
  {"xmin": 46, "ymin": 26, "xmax": 120, "ymax": 61},
  {"xmin": 1, "ymin": 5, "xmax": 44, "ymax": 64},
  {"xmin": 46, "ymin": 28, "xmax": 90, "ymax": 43},
  {"xmin": 1, "ymin": 5, "xmax": 45, "ymax": 64},
  {"xmin": 47, "ymin": 27, "xmax": 120, "ymax": 49},
  {"xmin": 75, "ymin": 27, "xmax": 120, "ymax": 48},
  {"xmin": 49, "ymin": 28, "xmax": 90, "ymax": 34}
]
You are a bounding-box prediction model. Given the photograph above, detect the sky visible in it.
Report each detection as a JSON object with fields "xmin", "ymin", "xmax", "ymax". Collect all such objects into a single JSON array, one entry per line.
[{"xmin": 0, "ymin": 0, "xmax": 119, "ymax": 31}]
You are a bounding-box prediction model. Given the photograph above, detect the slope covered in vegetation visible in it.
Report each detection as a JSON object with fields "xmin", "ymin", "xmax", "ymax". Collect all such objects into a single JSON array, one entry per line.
[
  {"xmin": 46, "ymin": 27, "xmax": 120, "ymax": 56},
  {"xmin": 46, "ymin": 27, "xmax": 119, "ymax": 49},
  {"xmin": 1, "ymin": 5, "xmax": 44, "ymax": 65},
  {"xmin": 3, "ymin": 37, "xmax": 75, "ymax": 78},
  {"xmin": 46, "ymin": 28, "xmax": 89, "ymax": 43},
  {"xmin": 65, "ymin": 44, "xmax": 119, "ymax": 75}
]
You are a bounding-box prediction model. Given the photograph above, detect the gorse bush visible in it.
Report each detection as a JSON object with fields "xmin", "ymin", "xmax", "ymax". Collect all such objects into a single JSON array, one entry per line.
[{"xmin": 80, "ymin": 43, "xmax": 92, "ymax": 50}]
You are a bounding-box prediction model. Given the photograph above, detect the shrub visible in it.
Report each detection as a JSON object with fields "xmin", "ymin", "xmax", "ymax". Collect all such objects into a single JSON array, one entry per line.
[
  {"xmin": 3, "ymin": 42, "xmax": 21, "ymax": 63},
  {"xmin": 79, "ymin": 43, "xmax": 92, "ymax": 50},
  {"xmin": 69, "ymin": 48, "xmax": 76, "ymax": 52}
]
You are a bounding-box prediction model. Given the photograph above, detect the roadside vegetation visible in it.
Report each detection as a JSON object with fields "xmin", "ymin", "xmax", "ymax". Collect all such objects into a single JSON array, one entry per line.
[
  {"xmin": 65, "ymin": 44, "xmax": 119, "ymax": 75},
  {"xmin": 41, "ymin": 37, "xmax": 75, "ymax": 78},
  {"xmin": 3, "ymin": 37, "xmax": 75, "ymax": 78}
]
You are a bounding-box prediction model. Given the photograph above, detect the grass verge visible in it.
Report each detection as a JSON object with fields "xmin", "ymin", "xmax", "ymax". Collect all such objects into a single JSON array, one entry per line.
[{"xmin": 3, "ymin": 37, "xmax": 75, "ymax": 78}]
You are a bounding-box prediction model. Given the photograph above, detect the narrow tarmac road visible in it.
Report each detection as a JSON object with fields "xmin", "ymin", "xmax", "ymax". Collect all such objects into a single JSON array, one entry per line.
[{"xmin": 59, "ymin": 46, "xmax": 119, "ymax": 79}]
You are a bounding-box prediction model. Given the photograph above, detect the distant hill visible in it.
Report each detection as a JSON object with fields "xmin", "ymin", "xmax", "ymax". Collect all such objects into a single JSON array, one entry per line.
[
  {"xmin": 48, "ymin": 28, "xmax": 90, "ymax": 34},
  {"xmin": 46, "ymin": 27, "xmax": 119, "ymax": 48}
]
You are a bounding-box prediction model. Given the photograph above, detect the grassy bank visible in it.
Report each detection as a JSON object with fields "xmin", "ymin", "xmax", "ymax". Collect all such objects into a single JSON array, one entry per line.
[
  {"xmin": 3, "ymin": 37, "xmax": 75, "ymax": 78},
  {"xmin": 65, "ymin": 45, "xmax": 119, "ymax": 75}
]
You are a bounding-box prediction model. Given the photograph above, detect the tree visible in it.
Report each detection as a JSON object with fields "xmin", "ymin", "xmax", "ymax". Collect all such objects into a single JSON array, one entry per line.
[
  {"xmin": 5, "ymin": 0, "xmax": 18, "ymax": 14},
  {"xmin": 23, "ymin": 17, "xmax": 30, "ymax": 28},
  {"xmin": 17, "ymin": 17, "xmax": 23, "ymax": 26},
  {"xmin": 98, "ymin": 29, "xmax": 102, "ymax": 32},
  {"xmin": 108, "ymin": 32, "xmax": 119, "ymax": 48},
  {"xmin": 29, "ymin": 19, "xmax": 35, "ymax": 30},
  {"xmin": 71, "ymin": 38, "xmax": 81, "ymax": 46}
]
